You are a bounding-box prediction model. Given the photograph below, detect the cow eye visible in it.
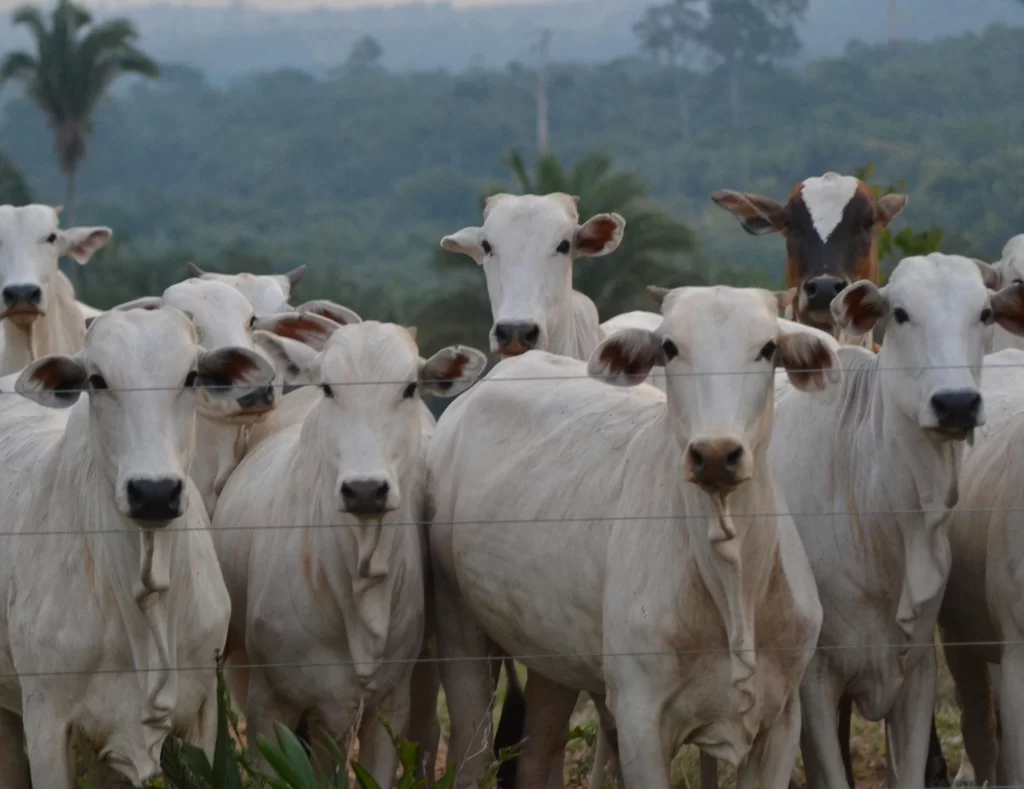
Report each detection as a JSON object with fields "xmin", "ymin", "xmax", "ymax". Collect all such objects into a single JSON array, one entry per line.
[
  {"xmin": 1014, "ymin": 278, "xmax": 1024, "ymax": 286},
  {"xmin": 46, "ymin": 233, "xmax": 57, "ymax": 244},
  {"xmin": 184, "ymin": 371, "xmax": 199, "ymax": 388},
  {"xmin": 248, "ymin": 314, "xmax": 257, "ymax": 329},
  {"xmin": 981, "ymin": 307, "xmax": 993, "ymax": 324},
  {"xmin": 893, "ymin": 308, "xmax": 910, "ymax": 324},
  {"xmin": 481, "ymin": 240, "xmax": 492, "ymax": 255},
  {"xmin": 402, "ymin": 382, "xmax": 418, "ymax": 399},
  {"xmin": 321, "ymin": 383, "xmax": 334, "ymax": 398},
  {"xmin": 757, "ymin": 340, "xmax": 777, "ymax": 362},
  {"xmin": 661, "ymin": 339, "xmax": 679, "ymax": 360},
  {"xmin": 556, "ymin": 239, "xmax": 571, "ymax": 255},
  {"xmin": 88, "ymin": 374, "xmax": 108, "ymax": 391}
]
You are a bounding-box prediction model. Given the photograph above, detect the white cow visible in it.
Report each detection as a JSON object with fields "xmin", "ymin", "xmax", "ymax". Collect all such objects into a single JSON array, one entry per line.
[
  {"xmin": 769, "ymin": 254, "xmax": 1024, "ymax": 789},
  {"xmin": 0, "ymin": 204, "xmax": 111, "ymax": 375},
  {"xmin": 0, "ymin": 307, "xmax": 275, "ymax": 788},
  {"xmin": 185, "ymin": 261, "xmax": 307, "ymax": 315},
  {"xmin": 212, "ymin": 322, "xmax": 486, "ymax": 785},
  {"xmin": 105, "ymin": 279, "xmax": 345, "ymax": 514},
  {"xmin": 429, "ymin": 285, "xmax": 838, "ymax": 789},
  {"xmin": 973, "ymin": 235, "xmax": 1024, "ymax": 353}
]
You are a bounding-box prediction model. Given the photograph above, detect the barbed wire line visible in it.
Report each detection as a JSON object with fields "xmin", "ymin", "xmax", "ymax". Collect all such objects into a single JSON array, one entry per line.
[
  {"xmin": 3, "ymin": 359, "xmax": 1024, "ymax": 394},
  {"xmin": 7, "ymin": 503, "xmax": 1024, "ymax": 538},
  {"xmin": 5, "ymin": 637, "xmax": 1021, "ymax": 679}
]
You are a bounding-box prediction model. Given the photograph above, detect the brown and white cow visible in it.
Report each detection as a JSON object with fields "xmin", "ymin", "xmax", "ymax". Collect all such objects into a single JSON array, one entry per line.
[{"xmin": 712, "ymin": 172, "xmax": 907, "ymax": 347}]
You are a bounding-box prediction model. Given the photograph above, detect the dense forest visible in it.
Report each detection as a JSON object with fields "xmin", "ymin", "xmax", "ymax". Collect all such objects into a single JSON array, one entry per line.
[{"xmin": 2, "ymin": 20, "xmax": 1023, "ymax": 351}]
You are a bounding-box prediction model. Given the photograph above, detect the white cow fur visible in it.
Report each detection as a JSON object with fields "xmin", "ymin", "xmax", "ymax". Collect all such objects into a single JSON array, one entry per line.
[
  {"xmin": 979, "ymin": 235, "xmax": 1024, "ymax": 353},
  {"xmin": 430, "ymin": 286, "xmax": 836, "ymax": 789},
  {"xmin": 0, "ymin": 308, "xmax": 276, "ymax": 789},
  {"xmin": 769, "ymin": 254, "xmax": 1020, "ymax": 789},
  {"xmin": 0, "ymin": 205, "xmax": 111, "ymax": 375},
  {"xmin": 212, "ymin": 322, "xmax": 486, "ymax": 786}
]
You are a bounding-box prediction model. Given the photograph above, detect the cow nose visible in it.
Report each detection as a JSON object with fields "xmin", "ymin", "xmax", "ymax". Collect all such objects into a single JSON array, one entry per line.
[
  {"xmin": 493, "ymin": 321, "xmax": 541, "ymax": 355},
  {"xmin": 236, "ymin": 385, "xmax": 276, "ymax": 410},
  {"xmin": 802, "ymin": 276, "xmax": 847, "ymax": 313},
  {"xmin": 685, "ymin": 439, "xmax": 750, "ymax": 494},
  {"xmin": 2, "ymin": 284, "xmax": 42, "ymax": 309},
  {"xmin": 340, "ymin": 478, "xmax": 391, "ymax": 517},
  {"xmin": 931, "ymin": 389, "xmax": 982, "ymax": 432},
  {"xmin": 126, "ymin": 477, "xmax": 185, "ymax": 523}
]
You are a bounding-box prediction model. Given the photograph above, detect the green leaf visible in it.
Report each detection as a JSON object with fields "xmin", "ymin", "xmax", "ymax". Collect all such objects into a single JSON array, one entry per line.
[
  {"xmin": 434, "ymin": 763, "xmax": 457, "ymax": 789},
  {"xmin": 257, "ymin": 732, "xmax": 316, "ymax": 789},
  {"xmin": 352, "ymin": 761, "xmax": 384, "ymax": 789}
]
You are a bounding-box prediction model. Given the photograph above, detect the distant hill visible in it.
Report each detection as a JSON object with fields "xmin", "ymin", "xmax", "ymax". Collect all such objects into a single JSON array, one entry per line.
[{"xmin": 0, "ymin": 0, "xmax": 1018, "ymax": 83}]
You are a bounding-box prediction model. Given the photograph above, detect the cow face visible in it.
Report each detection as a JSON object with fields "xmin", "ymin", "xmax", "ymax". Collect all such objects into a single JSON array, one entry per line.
[
  {"xmin": 0, "ymin": 205, "xmax": 110, "ymax": 326},
  {"xmin": 106, "ymin": 280, "xmax": 340, "ymax": 423},
  {"xmin": 712, "ymin": 173, "xmax": 907, "ymax": 333},
  {"xmin": 833, "ymin": 254, "xmax": 1024, "ymax": 438},
  {"xmin": 185, "ymin": 262, "xmax": 306, "ymax": 315},
  {"xmin": 305, "ymin": 322, "xmax": 486, "ymax": 519},
  {"xmin": 16, "ymin": 308, "xmax": 275, "ymax": 524},
  {"xmin": 588, "ymin": 286, "xmax": 840, "ymax": 496},
  {"xmin": 441, "ymin": 193, "xmax": 625, "ymax": 357}
]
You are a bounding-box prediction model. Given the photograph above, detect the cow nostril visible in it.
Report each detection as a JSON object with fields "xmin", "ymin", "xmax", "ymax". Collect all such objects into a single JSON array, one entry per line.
[
  {"xmin": 688, "ymin": 446, "xmax": 704, "ymax": 472},
  {"xmin": 968, "ymin": 392, "xmax": 982, "ymax": 414},
  {"xmin": 523, "ymin": 325, "xmax": 540, "ymax": 345},
  {"xmin": 493, "ymin": 324, "xmax": 511, "ymax": 345},
  {"xmin": 340, "ymin": 482, "xmax": 355, "ymax": 499},
  {"xmin": 376, "ymin": 481, "xmax": 390, "ymax": 500},
  {"xmin": 803, "ymin": 281, "xmax": 817, "ymax": 297},
  {"xmin": 833, "ymin": 280, "xmax": 846, "ymax": 294},
  {"xmin": 726, "ymin": 446, "xmax": 744, "ymax": 468}
]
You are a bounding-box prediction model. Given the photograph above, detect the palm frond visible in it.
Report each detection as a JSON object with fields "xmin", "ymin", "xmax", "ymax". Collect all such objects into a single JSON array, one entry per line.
[
  {"xmin": 502, "ymin": 149, "xmax": 533, "ymax": 193},
  {"xmin": 10, "ymin": 5, "xmax": 47, "ymax": 44},
  {"xmin": 0, "ymin": 52, "xmax": 38, "ymax": 87},
  {"xmin": 534, "ymin": 152, "xmax": 567, "ymax": 193}
]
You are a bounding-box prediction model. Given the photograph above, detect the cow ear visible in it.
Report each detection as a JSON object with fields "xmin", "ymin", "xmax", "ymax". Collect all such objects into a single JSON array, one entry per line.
[
  {"xmin": 294, "ymin": 299, "xmax": 362, "ymax": 327},
  {"xmin": 252, "ymin": 311, "xmax": 340, "ymax": 352},
  {"xmin": 109, "ymin": 296, "xmax": 163, "ymax": 312},
  {"xmin": 576, "ymin": 213, "xmax": 625, "ymax": 258},
  {"xmin": 61, "ymin": 226, "xmax": 113, "ymax": 264},
  {"xmin": 991, "ymin": 281, "xmax": 1024, "ymax": 337},
  {"xmin": 420, "ymin": 345, "xmax": 488, "ymax": 398},
  {"xmin": 775, "ymin": 287, "xmax": 798, "ymax": 313},
  {"xmin": 974, "ymin": 258, "xmax": 1002, "ymax": 291},
  {"xmin": 186, "ymin": 262, "xmax": 206, "ymax": 279},
  {"xmin": 16, "ymin": 354, "xmax": 87, "ymax": 408},
  {"xmin": 647, "ymin": 285, "xmax": 671, "ymax": 307},
  {"xmin": 588, "ymin": 328, "xmax": 664, "ymax": 387},
  {"xmin": 831, "ymin": 280, "xmax": 888, "ymax": 337},
  {"xmin": 875, "ymin": 193, "xmax": 908, "ymax": 229},
  {"xmin": 284, "ymin": 265, "xmax": 306, "ymax": 288},
  {"xmin": 440, "ymin": 227, "xmax": 485, "ymax": 263},
  {"xmin": 195, "ymin": 346, "xmax": 276, "ymax": 401},
  {"xmin": 711, "ymin": 190, "xmax": 786, "ymax": 236},
  {"xmin": 777, "ymin": 329, "xmax": 842, "ymax": 393},
  {"xmin": 253, "ymin": 331, "xmax": 319, "ymax": 385}
]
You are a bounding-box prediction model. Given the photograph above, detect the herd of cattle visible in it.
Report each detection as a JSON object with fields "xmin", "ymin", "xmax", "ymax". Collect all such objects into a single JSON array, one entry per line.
[{"xmin": 0, "ymin": 170, "xmax": 1023, "ymax": 789}]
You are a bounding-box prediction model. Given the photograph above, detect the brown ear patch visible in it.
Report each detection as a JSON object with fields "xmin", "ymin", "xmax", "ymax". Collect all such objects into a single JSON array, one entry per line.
[
  {"xmin": 598, "ymin": 339, "xmax": 658, "ymax": 378},
  {"xmin": 778, "ymin": 333, "xmax": 835, "ymax": 391},
  {"xmin": 710, "ymin": 190, "xmax": 786, "ymax": 236},
  {"xmin": 837, "ymin": 283, "xmax": 886, "ymax": 335},
  {"xmin": 31, "ymin": 358, "xmax": 87, "ymax": 393},
  {"xmin": 268, "ymin": 315, "xmax": 330, "ymax": 342},
  {"xmin": 436, "ymin": 352, "xmax": 470, "ymax": 381},
  {"xmin": 202, "ymin": 350, "xmax": 260, "ymax": 385},
  {"xmin": 577, "ymin": 216, "xmax": 621, "ymax": 255},
  {"xmin": 992, "ymin": 282, "xmax": 1024, "ymax": 336}
]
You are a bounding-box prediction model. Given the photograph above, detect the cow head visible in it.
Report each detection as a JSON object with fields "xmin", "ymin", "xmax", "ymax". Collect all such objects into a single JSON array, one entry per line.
[
  {"xmin": 16, "ymin": 308, "xmax": 275, "ymax": 524},
  {"xmin": 441, "ymin": 193, "xmax": 625, "ymax": 357},
  {"xmin": 832, "ymin": 254, "xmax": 1024, "ymax": 439},
  {"xmin": 588, "ymin": 286, "xmax": 841, "ymax": 496},
  {"xmin": 298, "ymin": 322, "xmax": 486, "ymax": 519},
  {"xmin": 185, "ymin": 262, "xmax": 307, "ymax": 315},
  {"xmin": 0, "ymin": 205, "xmax": 110, "ymax": 326},
  {"xmin": 712, "ymin": 173, "xmax": 907, "ymax": 333}
]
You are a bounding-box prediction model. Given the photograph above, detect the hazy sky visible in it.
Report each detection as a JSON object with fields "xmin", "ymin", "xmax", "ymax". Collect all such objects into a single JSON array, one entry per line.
[{"xmin": 0, "ymin": 0, "xmax": 552, "ymax": 8}]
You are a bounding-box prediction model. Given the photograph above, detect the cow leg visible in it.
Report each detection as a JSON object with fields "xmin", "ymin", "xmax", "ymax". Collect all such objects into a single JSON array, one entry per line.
[
  {"xmin": 359, "ymin": 674, "xmax": 413, "ymax": 789},
  {"xmin": 798, "ymin": 660, "xmax": 851, "ymax": 789},
  {"xmin": 432, "ymin": 561, "xmax": 494, "ymax": 785},
  {"xmin": 517, "ymin": 672, "xmax": 576, "ymax": 789},
  {"xmin": 408, "ymin": 636, "xmax": 441, "ymax": 780},
  {"xmin": 925, "ymin": 717, "xmax": 950, "ymax": 787},
  {"xmin": 21, "ymin": 703, "xmax": 73, "ymax": 789},
  {"xmin": 611, "ymin": 683, "xmax": 671, "ymax": 789},
  {"xmin": 885, "ymin": 647, "xmax": 938, "ymax": 789},
  {"xmin": 0, "ymin": 708, "xmax": 29, "ymax": 789},
  {"xmin": 245, "ymin": 669, "xmax": 302, "ymax": 765},
  {"xmin": 944, "ymin": 642, "xmax": 995, "ymax": 788},
  {"xmin": 590, "ymin": 694, "xmax": 624, "ymax": 789},
  {"xmin": 997, "ymin": 645, "xmax": 1024, "ymax": 786},
  {"xmin": 495, "ymin": 658, "xmax": 526, "ymax": 789},
  {"xmin": 837, "ymin": 694, "xmax": 855, "ymax": 788},
  {"xmin": 744, "ymin": 692, "xmax": 802, "ymax": 789}
]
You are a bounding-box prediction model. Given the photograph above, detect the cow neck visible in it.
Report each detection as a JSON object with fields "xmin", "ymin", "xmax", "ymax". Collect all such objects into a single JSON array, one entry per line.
[
  {"xmin": 657, "ymin": 400, "xmax": 779, "ymax": 730},
  {"xmin": 544, "ymin": 288, "xmax": 594, "ymax": 361},
  {"xmin": 838, "ymin": 348, "xmax": 958, "ymax": 643},
  {"xmin": 298, "ymin": 413, "xmax": 424, "ymax": 691},
  {"xmin": 0, "ymin": 271, "xmax": 86, "ymax": 376},
  {"xmin": 190, "ymin": 417, "xmax": 248, "ymax": 515},
  {"xmin": 50, "ymin": 406, "xmax": 182, "ymax": 770}
]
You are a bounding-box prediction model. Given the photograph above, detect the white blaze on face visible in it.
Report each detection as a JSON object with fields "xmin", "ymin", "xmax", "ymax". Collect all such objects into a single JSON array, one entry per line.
[{"xmin": 800, "ymin": 172, "xmax": 860, "ymax": 243}]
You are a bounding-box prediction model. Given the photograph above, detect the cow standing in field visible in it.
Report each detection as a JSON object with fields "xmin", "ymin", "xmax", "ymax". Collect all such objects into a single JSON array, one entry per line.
[
  {"xmin": 769, "ymin": 254, "xmax": 1024, "ymax": 789},
  {"xmin": 0, "ymin": 307, "xmax": 276, "ymax": 789},
  {"xmin": 212, "ymin": 321, "xmax": 486, "ymax": 787},
  {"xmin": 429, "ymin": 285, "xmax": 840, "ymax": 789},
  {"xmin": 0, "ymin": 204, "xmax": 111, "ymax": 375}
]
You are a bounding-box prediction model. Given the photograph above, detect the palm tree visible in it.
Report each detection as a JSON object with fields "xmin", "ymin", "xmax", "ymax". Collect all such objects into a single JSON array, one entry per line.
[
  {"xmin": 0, "ymin": 0, "xmax": 159, "ymax": 224},
  {"xmin": 420, "ymin": 149, "xmax": 697, "ymax": 355},
  {"xmin": 0, "ymin": 152, "xmax": 33, "ymax": 206}
]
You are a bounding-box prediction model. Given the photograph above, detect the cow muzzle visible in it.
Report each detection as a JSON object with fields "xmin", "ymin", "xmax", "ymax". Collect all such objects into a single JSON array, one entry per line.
[
  {"xmin": 125, "ymin": 477, "xmax": 186, "ymax": 524},
  {"xmin": 801, "ymin": 275, "xmax": 847, "ymax": 320},
  {"xmin": 492, "ymin": 321, "xmax": 541, "ymax": 358},
  {"xmin": 685, "ymin": 438, "xmax": 752, "ymax": 494},
  {"xmin": 340, "ymin": 476, "xmax": 397, "ymax": 519},
  {"xmin": 929, "ymin": 388, "xmax": 983, "ymax": 439},
  {"xmin": 1, "ymin": 283, "xmax": 43, "ymax": 325},
  {"xmin": 235, "ymin": 384, "xmax": 276, "ymax": 416}
]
